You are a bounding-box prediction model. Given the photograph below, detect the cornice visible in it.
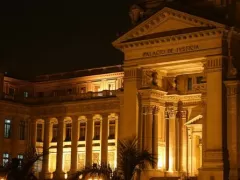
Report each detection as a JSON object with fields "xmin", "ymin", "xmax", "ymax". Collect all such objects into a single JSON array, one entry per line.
[
  {"xmin": 113, "ymin": 7, "xmax": 225, "ymax": 46},
  {"xmin": 116, "ymin": 28, "xmax": 224, "ymax": 51}
]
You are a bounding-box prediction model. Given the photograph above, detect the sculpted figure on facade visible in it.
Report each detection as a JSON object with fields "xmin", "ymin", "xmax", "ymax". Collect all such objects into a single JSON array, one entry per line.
[
  {"xmin": 142, "ymin": 69, "xmax": 163, "ymax": 88},
  {"xmin": 166, "ymin": 77, "xmax": 177, "ymax": 92}
]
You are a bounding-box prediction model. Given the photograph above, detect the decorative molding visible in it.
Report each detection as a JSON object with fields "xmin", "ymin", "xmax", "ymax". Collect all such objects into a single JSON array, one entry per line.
[
  {"xmin": 113, "ymin": 7, "xmax": 225, "ymax": 46},
  {"xmin": 204, "ymin": 56, "xmax": 223, "ymax": 72},
  {"xmin": 116, "ymin": 29, "xmax": 224, "ymax": 50},
  {"xmin": 124, "ymin": 68, "xmax": 141, "ymax": 80}
]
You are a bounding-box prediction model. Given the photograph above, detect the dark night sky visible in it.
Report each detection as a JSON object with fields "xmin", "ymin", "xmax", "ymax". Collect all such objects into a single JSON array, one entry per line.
[{"xmin": 0, "ymin": 0, "xmax": 134, "ymax": 79}]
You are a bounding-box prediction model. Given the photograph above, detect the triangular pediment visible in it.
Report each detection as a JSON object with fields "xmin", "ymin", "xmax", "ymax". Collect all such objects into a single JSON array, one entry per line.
[{"xmin": 113, "ymin": 7, "xmax": 225, "ymax": 46}]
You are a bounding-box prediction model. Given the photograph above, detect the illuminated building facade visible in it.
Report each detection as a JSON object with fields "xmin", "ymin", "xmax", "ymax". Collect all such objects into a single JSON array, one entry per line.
[{"xmin": 1, "ymin": 1, "xmax": 240, "ymax": 180}]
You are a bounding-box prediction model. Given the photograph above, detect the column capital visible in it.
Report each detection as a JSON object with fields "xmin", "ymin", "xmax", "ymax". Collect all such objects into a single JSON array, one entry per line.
[
  {"xmin": 224, "ymin": 80, "xmax": 240, "ymax": 96},
  {"xmin": 153, "ymin": 106, "xmax": 160, "ymax": 115},
  {"xmin": 143, "ymin": 105, "xmax": 155, "ymax": 115}
]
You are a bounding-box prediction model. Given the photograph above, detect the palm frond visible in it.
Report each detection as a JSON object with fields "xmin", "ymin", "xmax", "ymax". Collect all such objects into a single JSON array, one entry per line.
[{"xmin": 117, "ymin": 136, "xmax": 156, "ymax": 180}]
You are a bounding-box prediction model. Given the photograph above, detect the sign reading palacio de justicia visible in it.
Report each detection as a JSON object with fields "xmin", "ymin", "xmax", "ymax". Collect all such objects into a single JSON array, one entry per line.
[{"xmin": 142, "ymin": 44, "xmax": 199, "ymax": 57}]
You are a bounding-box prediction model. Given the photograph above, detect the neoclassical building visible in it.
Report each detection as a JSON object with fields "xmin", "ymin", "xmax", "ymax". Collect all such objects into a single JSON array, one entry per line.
[{"xmin": 1, "ymin": 0, "xmax": 240, "ymax": 180}]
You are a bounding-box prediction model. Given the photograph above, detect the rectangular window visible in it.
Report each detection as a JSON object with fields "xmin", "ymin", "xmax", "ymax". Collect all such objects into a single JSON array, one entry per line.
[
  {"xmin": 23, "ymin": 91, "xmax": 28, "ymax": 98},
  {"xmin": 65, "ymin": 123, "xmax": 72, "ymax": 141},
  {"xmin": 196, "ymin": 76, "xmax": 203, "ymax": 84},
  {"xmin": 19, "ymin": 121, "xmax": 25, "ymax": 140},
  {"xmin": 4, "ymin": 119, "xmax": 11, "ymax": 138},
  {"xmin": 109, "ymin": 120, "xmax": 115, "ymax": 139},
  {"xmin": 52, "ymin": 124, "xmax": 58, "ymax": 142},
  {"xmin": 3, "ymin": 153, "xmax": 9, "ymax": 166},
  {"xmin": 9, "ymin": 88, "xmax": 15, "ymax": 96},
  {"xmin": 37, "ymin": 124, "xmax": 43, "ymax": 142},
  {"xmin": 79, "ymin": 122, "xmax": 86, "ymax": 141},
  {"xmin": 94, "ymin": 121, "xmax": 101, "ymax": 140},
  {"xmin": 187, "ymin": 78, "xmax": 192, "ymax": 91},
  {"xmin": 17, "ymin": 154, "xmax": 24, "ymax": 168}
]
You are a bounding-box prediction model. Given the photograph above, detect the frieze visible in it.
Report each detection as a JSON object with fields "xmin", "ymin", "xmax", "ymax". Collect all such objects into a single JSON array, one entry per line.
[{"xmin": 30, "ymin": 101, "xmax": 120, "ymax": 117}]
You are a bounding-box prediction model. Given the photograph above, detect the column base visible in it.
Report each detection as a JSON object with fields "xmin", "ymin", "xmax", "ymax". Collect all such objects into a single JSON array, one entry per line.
[
  {"xmin": 198, "ymin": 167, "xmax": 224, "ymax": 180},
  {"xmin": 39, "ymin": 172, "xmax": 52, "ymax": 180},
  {"xmin": 53, "ymin": 171, "xmax": 66, "ymax": 180},
  {"xmin": 68, "ymin": 169, "xmax": 78, "ymax": 179}
]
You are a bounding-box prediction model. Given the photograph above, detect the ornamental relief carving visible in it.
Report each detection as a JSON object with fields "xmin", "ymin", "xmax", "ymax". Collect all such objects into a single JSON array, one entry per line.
[{"xmin": 142, "ymin": 69, "xmax": 163, "ymax": 88}]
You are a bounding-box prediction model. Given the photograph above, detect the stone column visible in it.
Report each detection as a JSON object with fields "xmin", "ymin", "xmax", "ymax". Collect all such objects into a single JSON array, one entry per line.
[
  {"xmin": 181, "ymin": 111, "xmax": 187, "ymax": 172},
  {"xmin": 142, "ymin": 107, "xmax": 147, "ymax": 151},
  {"xmin": 187, "ymin": 127, "xmax": 193, "ymax": 176},
  {"xmin": 199, "ymin": 56, "xmax": 224, "ymax": 180},
  {"xmin": 85, "ymin": 115, "xmax": 93, "ymax": 166},
  {"xmin": 0, "ymin": 116, "xmax": 4, "ymax": 166},
  {"xmin": 144, "ymin": 106, "xmax": 153, "ymax": 153},
  {"xmin": 225, "ymin": 81, "xmax": 240, "ymax": 180},
  {"xmin": 101, "ymin": 114, "xmax": 109, "ymax": 165},
  {"xmin": 53, "ymin": 117, "xmax": 65, "ymax": 179},
  {"xmin": 153, "ymin": 106, "xmax": 159, "ymax": 169},
  {"xmin": 192, "ymin": 134, "xmax": 197, "ymax": 176},
  {"xmin": 12, "ymin": 117, "xmax": 20, "ymax": 158},
  {"xmin": 30, "ymin": 119, "xmax": 37, "ymax": 148},
  {"xmin": 70, "ymin": 116, "xmax": 79, "ymax": 174},
  {"xmin": 168, "ymin": 107, "xmax": 176, "ymax": 172},
  {"xmin": 40, "ymin": 118, "xmax": 51, "ymax": 179}
]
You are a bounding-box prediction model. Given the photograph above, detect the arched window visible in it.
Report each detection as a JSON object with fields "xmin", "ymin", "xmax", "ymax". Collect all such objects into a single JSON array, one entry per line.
[
  {"xmin": 93, "ymin": 121, "xmax": 101, "ymax": 140},
  {"xmin": 79, "ymin": 122, "xmax": 86, "ymax": 141},
  {"xmin": 65, "ymin": 123, "xmax": 72, "ymax": 141},
  {"xmin": 108, "ymin": 120, "xmax": 116, "ymax": 139}
]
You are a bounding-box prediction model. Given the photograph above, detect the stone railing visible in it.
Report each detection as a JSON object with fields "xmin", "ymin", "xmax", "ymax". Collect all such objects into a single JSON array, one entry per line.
[
  {"xmin": 187, "ymin": 83, "xmax": 207, "ymax": 94},
  {"xmin": 3, "ymin": 90, "xmax": 117, "ymax": 104}
]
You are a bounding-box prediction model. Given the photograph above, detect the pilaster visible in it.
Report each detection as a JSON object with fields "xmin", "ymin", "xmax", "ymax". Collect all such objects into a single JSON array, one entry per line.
[
  {"xmin": 0, "ymin": 115, "xmax": 4, "ymax": 166},
  {"xmin": 224, "ymin": 80, "xmax": 240, "ymax": 180},
  {"xmin": 199, "ymin": 56, "xmax": 224, "ymax": 180},
  {"xmin": 11, "ymin": 117, "xmax": 20, "ymax": 158},
  {"xmin": 122, "ymin": 66, "xmax": 141, "ymax": 138}
]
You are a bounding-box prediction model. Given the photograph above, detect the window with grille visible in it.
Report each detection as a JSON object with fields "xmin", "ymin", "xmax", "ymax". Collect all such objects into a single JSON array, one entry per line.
[
  {"xmin": 52, "ymin": 124, "xmax": 58, "ymax": 142},
  {"xmin": 19, "ymin": 121, "xmax": 25, "ymax": 140},
  {"xmin": 93, "ymin": 121, "xmax": 101, "ymax": 140},
  {"xmin": 4, "ymin": 119, "xmax": 11, "ymax": 138},
  {"xmin": 3, "ymin": 153, "xmax": 9, "ymax": 166},
  {"xmin": 79, "ymin": 122, "xmax": 86, "ymax": 141},
  {"xmin": 65, "ymin": 123, "xmax": 72, "ymax": 141},
  {"xmin": 37, "ymin": 124, "xmax": 43, "ymax": 142},
  {"xmin": 109, "ymin": 120, "xmax": 115, "ymax": 139}
]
